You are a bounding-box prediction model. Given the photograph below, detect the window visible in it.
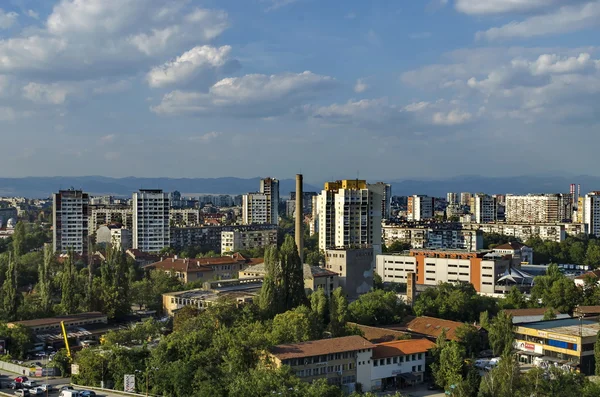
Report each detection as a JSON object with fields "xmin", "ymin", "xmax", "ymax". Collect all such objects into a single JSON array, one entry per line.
[
  {"xmin": 374, "ymin": 360, "xmax": 378, "ymax": 367},
  {"xmin": 393, "ymin": 357, "xmax": 398, "ymax": 364},
  {"xmin": 418, "ymin": 365, "xmax": 422, "ymax": 371},
  {"xmin": 386, "ymin": 358, "xmax": 391, "ymax": 365},
  {"xmin": 412, "ymin": 366, "xmax": 416, "ymax": 372},
  {"xmin": 400, "ymin": 356, "xmax": 404, "ymax": 362},
  {"xmin": 313, "ymin": 368, "xmax": 319, "ymax": 376},
  {"xmin": 418, "ymin": 353, "xmax": 423, "ymax": 360},
  {"xmin": 297, "ymin": 370, "xmax": 304, "ymax": 377},
  {"xmin": 412, "ymin": 354, "xmax": 416, "ymax": 361},
  {"xmin": 380, "ymin": 359, "xmax": 384, "ymax": 366}
]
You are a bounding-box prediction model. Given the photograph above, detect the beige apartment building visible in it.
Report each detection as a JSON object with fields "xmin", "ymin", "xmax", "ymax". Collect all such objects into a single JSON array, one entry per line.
[
  {"xmin": 240, "ymin": 263, "xmax": 339, "ymax": 296},
  {"xmin": 325, "ymin": 246, "xmax": 374, "ymax": 298},
  {"xmin": 220, "ymin": 227, "xmax": 277, "ymax": 254},
  {"xmin": 505, "ymin": 194, "xmax": 572, "ymax": 223}
]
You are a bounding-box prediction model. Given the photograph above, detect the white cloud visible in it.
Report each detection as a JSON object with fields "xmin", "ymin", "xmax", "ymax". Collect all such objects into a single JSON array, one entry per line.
[
  {"xmin": 455, "ymin": 0, "xmax": 564, "ymax": 15},
  {"xmin": 0, "ymin": 9, "xmax": 18, "ymax": 29},
  {"xmin": 0, "ymin": 1, "xmax": 229, "ymax": 81},
  {"xmin": 476, "ymin": 2, "xmax": 600, "ymax": 41},
  {"xmin": 147, "ymin": 45, "xmax": 233, "ymax": 88},
  {"xmin": 353, "ymin": 78, "xmax": 368, "ymax": 93},
  {"xmin": 152, "ymin": 71, "xmax": 337, "ymax": 116},
  {"xmin": 22, "ymin": 82, "xmax": 74, "ymax": 104},
  {"xmin": 263, "ymin": 0, "xmax": 299, "ymax": 12},
  {"xmin": 26, "ymin": 10, "xmax": 39, "ymax": 19},
  {"xmin": 404, "ymin": 101, "xmax": 430, "ymax": 112},
  {"xmin": 432, "ymin": 110, "xmax": 473, "ymax": 125},
  {"xmin": 99, "ymin": 134, "xmax": 116, "ymax": 144},
  {"xmin": 188, "ymin": 131, "xmax": 222, "ymax": 142}
]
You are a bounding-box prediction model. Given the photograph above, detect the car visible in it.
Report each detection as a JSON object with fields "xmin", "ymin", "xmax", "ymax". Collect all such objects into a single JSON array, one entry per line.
[
  {"xmin": 29, "ymin": 388, "xmax": 44, "ymax": 396},
  {"xmin": 60, "ymin": 386, "xmax": 74, "ymax": 391},
  {"xmin": 14, "ymin": 389, "xmax": 30, "ymax": 397},
  {"xmin": 80, "ymin": 391, "xmax": 97, "ymax": 397},
  {"xmin": 23, "ymin": 381, "xmax": 37, "ymax": 388},
  {"xmin": 9, "ymin": 382, "xmax": 23, "ymax": 390},
  {"xmin": 39, "ymin": 384, "xmax": 53, "ymax": 392}
]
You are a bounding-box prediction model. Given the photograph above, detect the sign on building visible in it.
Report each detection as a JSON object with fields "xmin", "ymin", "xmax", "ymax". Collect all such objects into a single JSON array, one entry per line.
[
  {"xmin": 71, "ymin": 364, "xmax": 80, "ymax": 375},
  {"xmin": 124, "ymin": 374, "xmax": 136, "ymax": 392}
]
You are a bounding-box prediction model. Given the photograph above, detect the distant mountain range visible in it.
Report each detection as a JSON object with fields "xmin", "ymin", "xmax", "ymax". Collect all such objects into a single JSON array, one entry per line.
[{"xmin": 0, "ymin": 175, "xmax": 598, "ymax": 198}]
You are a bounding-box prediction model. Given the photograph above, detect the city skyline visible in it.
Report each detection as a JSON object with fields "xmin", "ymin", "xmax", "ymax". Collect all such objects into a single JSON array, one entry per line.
[{"xmin": 0, "ymin": 1, "xmax": 599, "ymax": 179}]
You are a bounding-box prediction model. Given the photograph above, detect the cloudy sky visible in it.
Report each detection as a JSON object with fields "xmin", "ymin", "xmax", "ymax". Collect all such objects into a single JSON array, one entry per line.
[{"xmin": 1, "ymin": 0, "xmax": 599, "ymax": 182}]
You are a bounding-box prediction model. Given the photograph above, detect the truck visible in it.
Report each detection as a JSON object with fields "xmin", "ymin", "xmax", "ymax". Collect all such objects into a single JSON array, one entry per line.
[{"xmin": 59, "ymin": 391, "xmax": 81, "ymax": 397}]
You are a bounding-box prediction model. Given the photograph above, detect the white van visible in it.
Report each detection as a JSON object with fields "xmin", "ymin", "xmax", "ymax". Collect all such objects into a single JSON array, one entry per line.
[{"xmin": 59, "ymin": 390, "xmax": 81, "ymax": 397}]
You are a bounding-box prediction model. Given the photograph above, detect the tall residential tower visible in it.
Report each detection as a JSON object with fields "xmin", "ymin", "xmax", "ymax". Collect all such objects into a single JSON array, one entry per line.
[
  {"xmin": 132, "ymin": 189, "xmax": 170, "ymax": 253},
  {"xmin": 53, "ymin": 189, "xmax": 89, "ymax": 256}
]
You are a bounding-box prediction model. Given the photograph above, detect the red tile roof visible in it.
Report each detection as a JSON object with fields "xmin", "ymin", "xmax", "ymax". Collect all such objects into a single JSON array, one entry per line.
[
  {"xmin": 270, "ymin": 336, "xmax": 374, "ymax": 360},
  {"xmin": 349, "ymin": 323, "xmax": 411, "ymax": 343},
  {"xmin": 574, "ymin": 270, "xmax": 600, "ymax": 280},
  {"xmin": 494, "ymin": 242, "xmax": 526, "ymax": 250},
  {"xmin": 146, "ymin": 255, "xmax": 264, "ymax": 274},
  {"xmin": 372, "ymin": 339, "xmax": 435, "ymax": 359},
  {"xmin": 402, "ymin": 316, "xmax": 469, "ymax": 341}
]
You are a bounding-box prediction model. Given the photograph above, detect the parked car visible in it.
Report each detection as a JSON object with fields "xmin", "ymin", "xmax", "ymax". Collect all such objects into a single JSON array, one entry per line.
[
  {"xmin": 39, "ymin": 384, "xmax": 53, "ymax": 392},
  {"xmin": 80, "ymin": 391, "xmax": 96, "ymax": 397},
  {"xmin": 29, "ymin": 388, "xmax": 44, "ymax": 396},
  {"xmin": 23, "ymin": 381, "xmax": 37, "ymax": 388},
  {"xmin": 9, "ymin": 382, "xmax": 23, "ymax": 390},
  {"xmin": 60, "ymin": 386, "xmax": 74, "ymax": 391},
  {"xmin": 14, "ymin": 389, "xmax": 30, "ymax": 397}
]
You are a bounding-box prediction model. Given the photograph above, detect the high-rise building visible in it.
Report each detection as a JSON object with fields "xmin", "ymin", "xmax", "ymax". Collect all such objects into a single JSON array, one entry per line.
[
  {"xmin": 407, "ymin": 195, "xmax": 434, "ymax": 221},
  {"xmin": 53, "ymin": 189, "xmax": 89, "ymax": 256},
  {"xmin": 505, "ymin": 194, "xmax": 572, "ymax": 223},
  {"xmin": 242, "ymin": 193, "xmax": 269, "ymax": 224},
  {"xmin": 447, "ymin": 193, "xmax": 458, "ymax": 205},
  {"xmin": 317, "ymin": 180, "xmax": 383, "ymax": 255},
  {"xmin": 471, "ymin": 194, "xmax": 497, "ymax": 223},
  {"xmin": 259, "ymin": 177, "xmax": 279, "ymax": 225},
  {"xmin": 584, "ymin": 192, "xmax": 600, "ymax": 237},
  {"xmin": 369, "ymin": 182, "xmax": 392, "ymax": 219},
  {"xmin": 132, "ymin": 189, "xmax": 170, "ymax": 253},
  {"xmin": 460, "ymin": 192, "xmax": 472, "ymax": 207}
]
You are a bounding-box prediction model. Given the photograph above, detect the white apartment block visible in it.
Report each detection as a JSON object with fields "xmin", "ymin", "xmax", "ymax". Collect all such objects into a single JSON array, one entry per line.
[
  {"xmin": 132, "ymin": 189, "xmax": 170, "ymax": 253},
  {"xmin": 462, "ymin": 222, "xmax": 568, "ymax": 243},
  {"xmin": 318, "ymin": 180, "xmax": 383, "ymax": 255},
  {"xmin": 447, "ymin": 192, "xmax": 458, "ymax": 204},
  {"xmin": 407, "ymin": 195, "xmax": 434, "ymax": 221},
  {"xmin": 96, "ymin": 225, "xmax": 132, "ymax": 250},
  {"xmin": 460, "ymin": 192, "xmax": 472, "ymax": 206},
  {"xmin": 89, "ymin": 205, "xmax": 133, "ymax": 235},
  {"xmin": 260, "ymin": 177, "xmax": 279, "ymax": 224},
  {"xmin": 220, "ymin": 227, "xmax": 277, "ymax": 253},
  {"xmin": 169, "ymin": 208, "xmax": 201, "ymax": 227},
  {"xmin": 505, "ymin": 194, "xmax": 572, "ymax": 223},
  {"xmin": 242, "ymin": 193, "xmax": 269, "ymax": 224},
  {"xmin": 382, "ymin": 224, "xmax": 482, "ymax": 251},
  {"xmin": 583, "ymin": 192, "xmax": 600, "ymax": 237},
  {"xmin": 471, "ymin": 194, "xmax": 497, "ymax": 223},
  {"xmin": 53, "ymin": 189, "xmax": 89, "ymax": 255},
  {"xmin": 376, "ymin": 250, "xmax": 511, "ymax": 295}
]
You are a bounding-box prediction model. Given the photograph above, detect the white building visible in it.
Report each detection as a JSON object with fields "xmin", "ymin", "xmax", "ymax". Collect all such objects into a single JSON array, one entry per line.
[
  {"xmin": 220, "ymin": 227, "xmax": 277, "ymax": 253},
  {"xmin": 505, "ymin": 194, "xmax": 572, "ymax": 223},
  {"xmin": 53, "ymin": 189, "xmax": 89, "ymax": 255},
  {"xmin": 583, "ymin": 192, "xmax": 600, "ymax": 237},
  {"xmin": 317, "ymin": 180, "xmax": 383, "ymax": 255},
  {"xmin": 242, "ymin": 193, "xmax": 269, "ymax": 225},
  {"xmin": 369, "ymin": 182, "xmax": 392, "ymax": 220},
  {"xmin": 96, "ymin": 225, "xmax": 132, "ymax": 250},
  {"xmin": 462, "ymin": 222, "xmax": 577, "ymax": 243},
  {"xmin": 460, "ymin": 192, "xmax": 472, "ymax": 206},
  {"xmin": 492, "ymin": 242, "xmax": 533, "ymax": 265},
  {"xmin": 447, "ymin": 193, "xmax": 458, "ymax": 205},
  {"xmin": 382, "ymin": 224, "xmax": 482, "ymax": 251},
  {"xmin": 260, "ymin": 177, "xmax": 279, "ymax": 225},
  {"xmin": 472, "ymin": 194, "xmax": 497, "ymax": 223},
  {"xmin": 169, "ymin": 208, "xmax": 201, "ymax": 227},
  {"xmin": 132, "ymin": 189, "xmax": 170, "ymax": 253},
  {"xmin": 407, "ymin": 195, "xmax": 434, "ymax": 221}
]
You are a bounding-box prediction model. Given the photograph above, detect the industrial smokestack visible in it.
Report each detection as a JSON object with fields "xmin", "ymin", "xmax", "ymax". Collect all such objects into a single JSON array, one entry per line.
[{"xmin": 295, "ymin": 174, "xmax": 304, "ymax": 263}]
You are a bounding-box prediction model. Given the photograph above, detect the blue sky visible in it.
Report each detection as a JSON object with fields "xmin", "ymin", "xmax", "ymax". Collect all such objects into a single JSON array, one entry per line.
[{"xmin": 1, "ymin": 0, "xmax": 599, "ymax": 184}]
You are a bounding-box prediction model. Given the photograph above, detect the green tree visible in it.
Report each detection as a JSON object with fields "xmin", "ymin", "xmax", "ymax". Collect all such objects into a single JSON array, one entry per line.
[
  {"xmin": 348, "ymin": 289, "xmax": 409, "ymax": 326},
  {"xmin": 259, "ymin": 245, "xmax": 281, "ymax": 317},
  {"xmin": 595, "ymin": 330, "xmax": 600, "ymax": 375},
  {"xmin": 38, "ymin": 244, "xmax": 53, "ymax": 314},
  {"xmin": 11, "ymin": 221, "xmax": 27, "ymax": 258},
  {"xmin": 0, "ymin": 323, "xmax": 33, "ymax": 359},
  {"xmin": 432, "ymin": 341, "xmax": 464, "ymax": 390},
  {"xmin": 478, "ymin": 355, "xmax": 521, "ymax": 397},
  {"xmin": 305, "ymin": 250, "xmax": 324, "ymax": 266},
  {"xmin": 455, "ymin": 323, "xmax": 481, "ymax": 358},
  {"xmin": 585, "ymin": 244, "xmax": 600, "ymax": 267},
  {"xmin": 100, "ymin": 245, "xmax": 132, "ymax": 319},
  {"xmin": 59, "ymin": 251, "xmax": 77, "ymax": 314},
  {"xmin": 310, "ymin": 288, "xmax": 329, "ymax": 337},
  {"xmin": 48, "ymin": 348, "xmax": 71, "ymax": 377},
  {"xmin": 329, "ymin": 287, "xmax": 348, "ymax": 337},
  {"xmin": 543, "ymin": 307, "xmax": 557, "ymax": 321},
  {"xmin": 2, "ymin": 252, "xmax": 20, "ymax": 320},
  {"xmin": 131, "ymin": 278, "xmax": 154, "ymax": 310},
  {"xmin": 279, "ymin": 235, "xmax": 308, "ymax": 310},
  {"xmin": 488, "ymin": 311, "xmax": 513, "ymax": 357},
  {"xmin": 373, "ymin": 272, "xmax": 383, "ymax": 290},
  {"xmin": 271, "ymin": 305, "xmax": 315, "ymax": 344},
  {"xmin": 501, "ymin": 287, "xmax": 527, "ymax": 309}
]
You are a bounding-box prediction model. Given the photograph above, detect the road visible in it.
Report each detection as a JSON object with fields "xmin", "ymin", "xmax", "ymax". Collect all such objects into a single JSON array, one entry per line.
[{"xmin": 0, "ymin": 370, "xmax": 138, "ymax": 397}]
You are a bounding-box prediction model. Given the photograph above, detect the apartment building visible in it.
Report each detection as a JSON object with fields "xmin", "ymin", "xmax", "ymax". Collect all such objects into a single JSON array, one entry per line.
[
  {"xmin": 447, "ymin": 193, "xmax": 458, "ymax": 205},
  {"xmin": 505, "ymin": 194, "xmax": 572, "ymax": 223},
  {"xmin": 407, "ymin": 195, "xmax": 434, "ymax": 221},
  {"xmin": 220, "ymin": 228, "xmax": 277, "ymax": 253},
  {"xmin": 169, "ymin": 208, "xmax": 201, "ymax": 227},
  {"xmin": 492, "ymin": 242, "xmax": 533, "ymax": 265},
  {"xmin": 376, "ymin": 249, "xmax": 512, "ymax": 294},
  {"xmin": 240, "ymin": 263, "xmax": 339, "ymax": 296},
  {"xmin": 268, "ymin": 336, "xmax": 375, "ymax": 393},
  {"xmin": 171, "ymin": 224, "xmax": 278, "ymax": 253},
  {"xmin": 462, "ymin": 222, "xmax": 573, "ymax": 243},
  {"xmin": 514, "ymin": 318, "xmax": 600, "ymax": 375},
  {"xmin": 242, "ymin": 193, "xmax": 269, "ymax": 224},
  {"xmin": 53, "ymin": 189, "xmax": 90, "ymax": 256},
  {"xmin": 460, "ymin": 192, "xmax": 472, "ymax": 206},
  {"xmin": 325, "ymin": 247, "xmax": 374, "ymax": 298},
  {"xmin": 89, "ymin": 205, "xmax": 133, "ymax": 236},
  {"xmin": 382, "ymin": 223, "xmax": 482, "ymax": 251},
  {"xmin": 471, "ymin": 194, "xmax": 497, "ymax": 223},
  {"xmin": 583, "ymin": 192, "xmax": 600, "ymax": 237},
  {"xmin": 317, "ymin": 180, "xmax": 383, "ymax": 255},
  {"xmin": 95, "ymin": 225, "xmax": 132, "ymax": 250},
  {"xmin": 260, "ymin": 177, "xmax": 279, "ymax": 224},
  {"xmin": 132, "ymin": 189, "xmax": 170, "ymax": 253},
  {"xmin": 369, "ymin": 182, "xmax": 392, "ymax": 220}
]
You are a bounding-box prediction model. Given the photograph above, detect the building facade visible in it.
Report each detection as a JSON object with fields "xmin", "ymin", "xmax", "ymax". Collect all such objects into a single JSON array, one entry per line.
[
  {"xmin": 382, "ymin": 223, "xmax": 482, "ymax": 251},
  {"xmin": 325, "ymin": 247, "xmax": 374, "ymax": 298},
  {"xmin": 53, "ymin": 189, "xmax": 90, "ymax": 255},
  {"xmin": 376, "ymin": 249, "xmax": 512, "ymax": 294},
  {"xmin": 471, "ymin": 194, "xmax": 497, "ymax": 223},
  {"xmin": 407, "ymin": 195, "xmax": 434, "ymax": 221},
  {"xmin": 242, "ymin": 193, "xmax": 269, "ymax": 224},
  {"xmin": 132, "ymin": 189, "xmax": 170, "ymax": 253},
  {"xmin": 583, "ymin": 192, "xmax": 600, "ymax": 237},
  {"xmin": 89, "ymin": 205, "xmax": 133, "ymax": 236},
  {"xmin": 96, "ymin": 225, "xmax": 132, "ymax": 250},
  {"xmin": 169, "ymin": 208, "xmax": 201, "ymax": 227},
  {"xmin": 240, "ymin": 263, "xmax": 340, "ymax": 296},
  {"xmin": 505, "ymin": 194, "xmax": 572, "ymax": 223},
  {"xmin": 260, "ymin": 177, "xmax": 279, "ymax": 224},
  {"xmin": 369, "ymin": 182, "xmax": 392, "ymax": 220},
  {"xmin": 220, "ymin": 227, "xmax": 277, "ymax": 253}
]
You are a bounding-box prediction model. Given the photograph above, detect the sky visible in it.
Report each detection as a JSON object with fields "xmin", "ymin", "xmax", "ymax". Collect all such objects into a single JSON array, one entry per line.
[{"xmin": 1, "ymin": 0, "xmax": 599, "ymax": 183}]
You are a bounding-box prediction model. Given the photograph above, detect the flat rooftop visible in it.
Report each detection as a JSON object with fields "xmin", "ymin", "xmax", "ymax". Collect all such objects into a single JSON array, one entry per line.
[
  {"xmin": 8, "ymin": 312, "xmax": 107, "ymax": 328},
  {"xmin": 517, "ymin": 318, "xmax": 600, "ymax": 338}
]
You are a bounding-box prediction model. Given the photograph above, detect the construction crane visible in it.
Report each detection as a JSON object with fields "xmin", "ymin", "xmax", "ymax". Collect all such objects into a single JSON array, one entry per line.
[{"xmin": 60, "ymin": 321, "xmax": 71, "ymax": 358}]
